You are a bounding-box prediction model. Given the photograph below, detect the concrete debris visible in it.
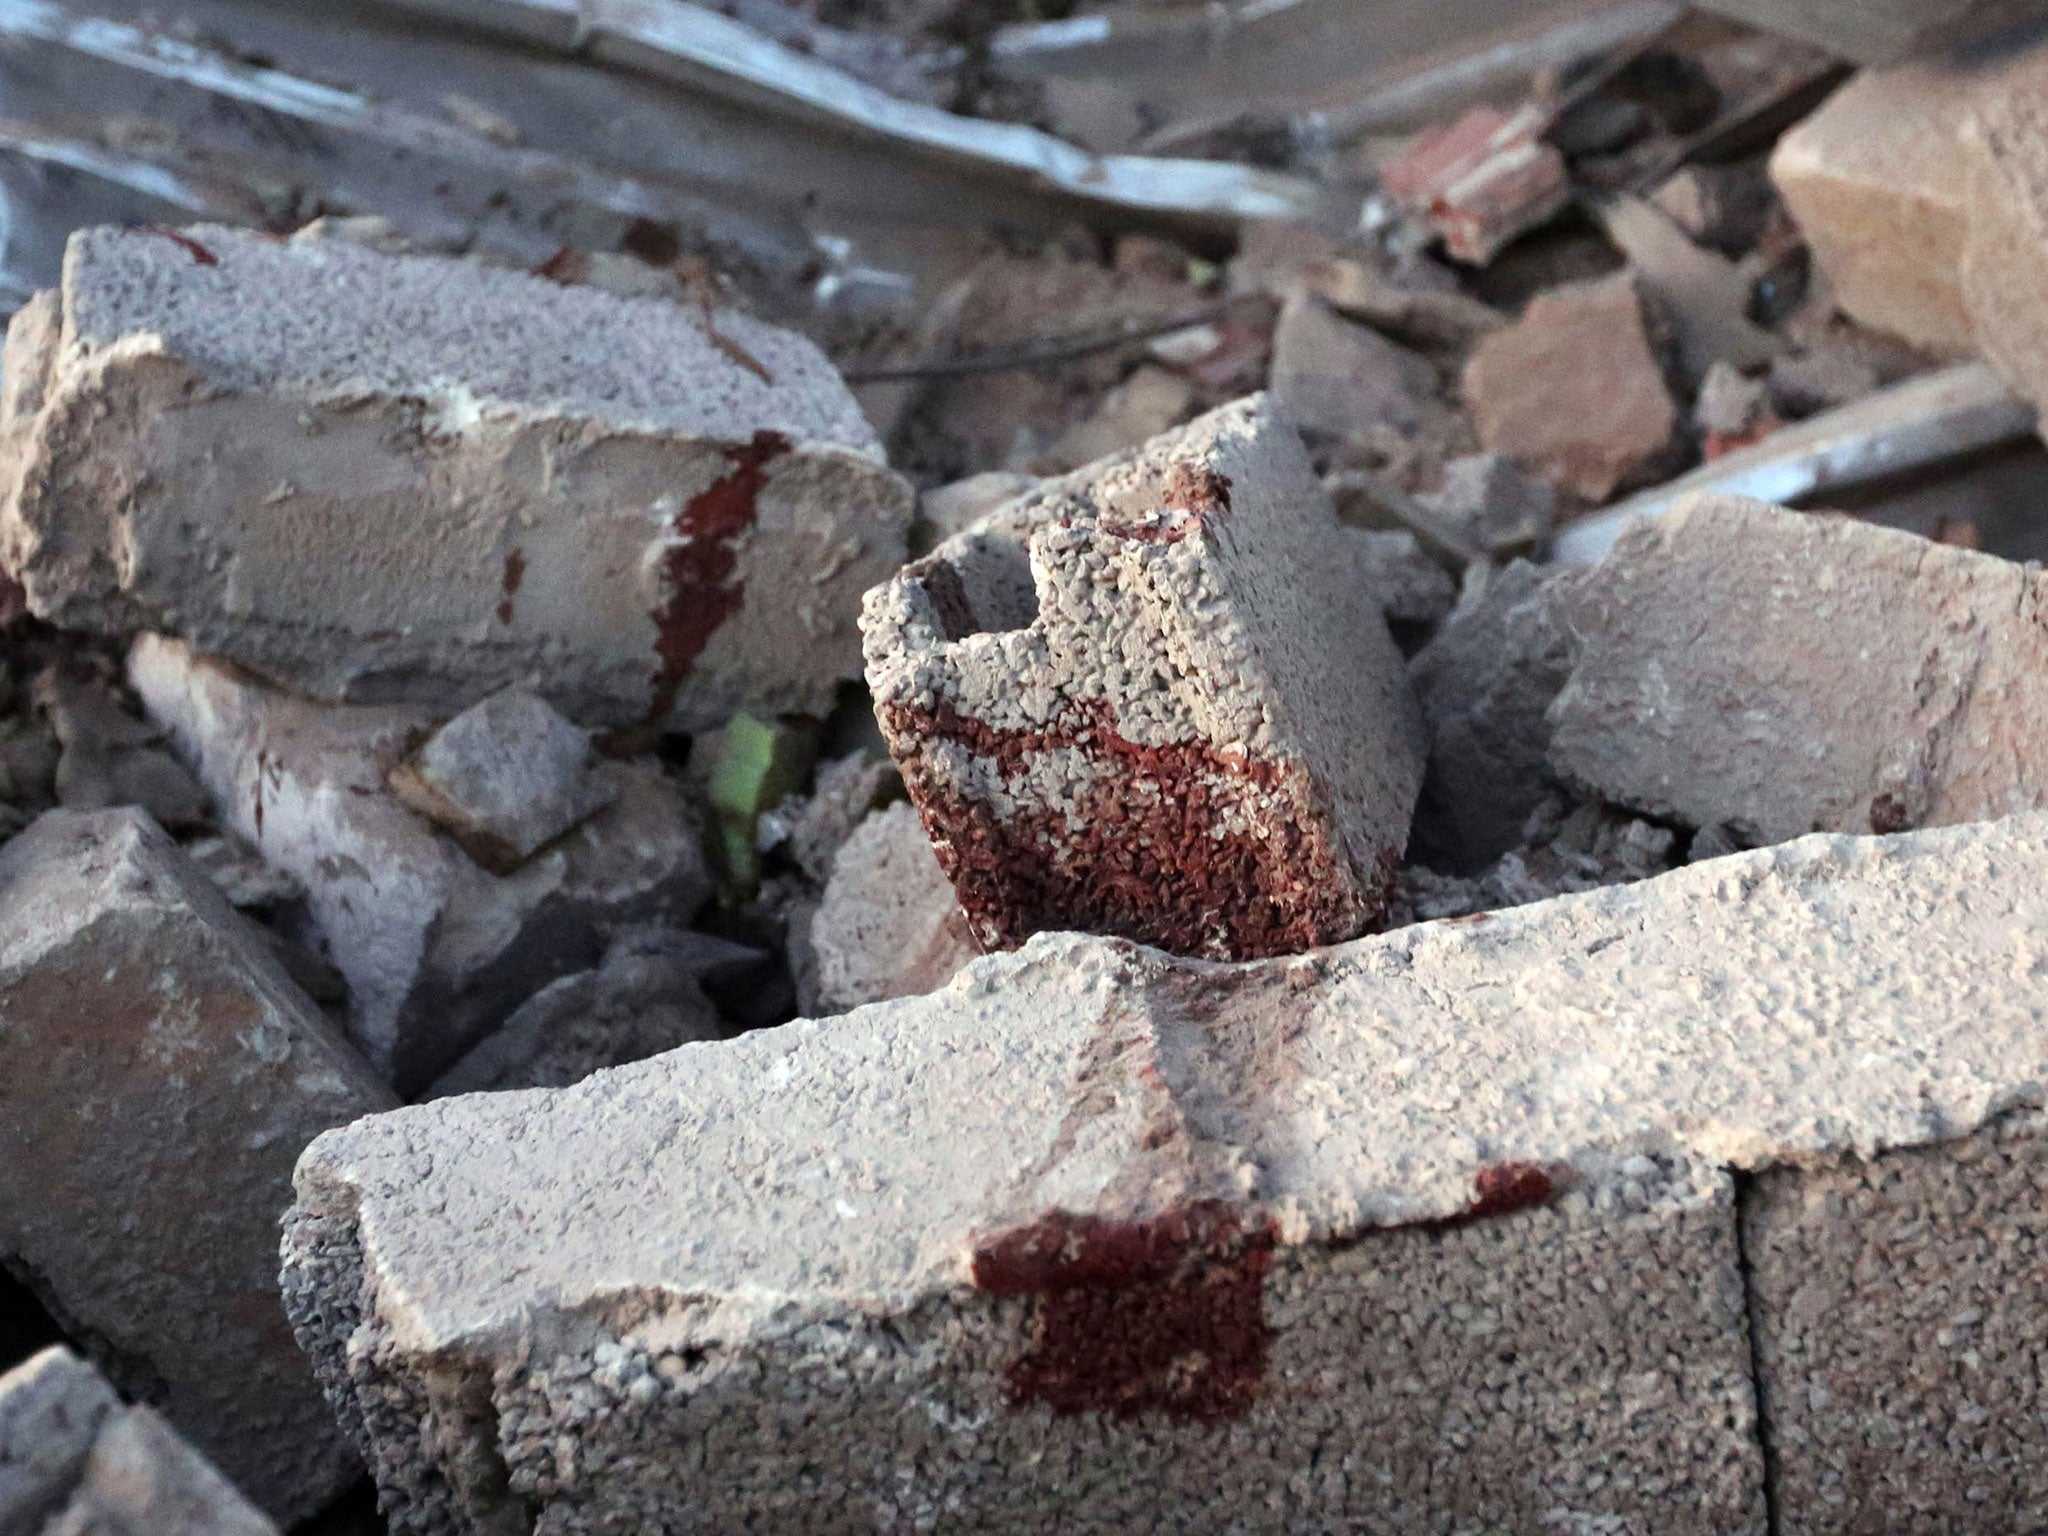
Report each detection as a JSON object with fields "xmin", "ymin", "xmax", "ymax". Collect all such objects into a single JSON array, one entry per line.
[
  {"xmin": 1772, "ymin": 64, "xmax": 1974, "ymax": 354},
  {"xmin": 0, "ymin": 808, "xmax": 393, "ymax": 1522},
  {"xmin": 0, "ymin": 1348, "xmax": 279, "ymax": 1536},
  {"xmin": 1693, "ymin": 360, "xmax": 1778, "ymax": 455},
  {"xmin": 918, "ymin": 472, "xmax": 1038, "ymax": 549},
  {"xmin": 1038, "ymin": 366, "xmax": 1196, "ymax": 473},
  {"xmin": 1551, "ymin": 493, "xmax": 2048, "ymax": 843},
  {"xmin": 32, "ymin": 666, "xmax": 210, "ymax": 832},
  {"xmin": 809, "ymin": 801, "xmax": 980, "ymax": 1013},
  {"xmin": 1408, "ymin": 560, "xmax": 1582, "ymax": 871},
  {"xmin": 1379, "ymin": 103, "xmax": 1571, "ymax": 265},
  {"xmin": 0, "ymin": 225, "xmax": 915, "ymax": 731},
  {"xmin": 1956, "ymin": 46, "xmax": 2048, "ymax": 431},
  {"xmin": 1391, "ymin": 794, "xmax": 1679, "ymax": 924},
  {"xmin": 1767, "ymin": 344, "xmax": 1882, "ymax": 418},
  {"xmin": 286, "ymin": 813, "xmax": 2048, "ymax": 1536},
  {"xmin": 1693, "ymin": 0, "xmax": 2023, "ymax": 66},
  {"xmin": 1414, "ymin": 452, "xmax": 1554, "ymax": 560},
  {"xmin": 426, "ymin": 928, "xmax": 733, "ymax": 1098},
  {"xmin": 1233, "ymin": 223, "xmax": 1504, "ymax": 347},
  {"xmin": 757, "ymin": 751, "xmax": 902, "ymax": 888},
  {"xmin": 1347, "ymin": 529, "xmax": 1457, "ymax": 631},
  {"xmin": 1268, "ymin": 290, "xmax": 1438, "ymax": 441},
  {"xmin": 1596, "ymin": 197, "xmax": 1780, "ymax": 386},
  {"xmin": 181, "ymin": 833, "xmax": 304, "ymax": 912},
  {"xmin": 1649, "ymin": 163, "xmax": 1776, "ymax": 256},
  {"xmin": 129, "ymin": 636, "xmax": 711, "ymax": 1094},
  {"xmin": 1462, "ymin": 273, "xmax": 1678, "ymax": 502},
  {"xmin": 387, "ymin": 689, "xmax": 617, "ymax": 874},
  {"xmin": 863, "ymin": 395, "xmax": 1425, "ymax": 961}
]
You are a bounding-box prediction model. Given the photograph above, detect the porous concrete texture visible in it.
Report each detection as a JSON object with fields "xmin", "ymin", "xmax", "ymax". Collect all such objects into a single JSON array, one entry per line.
[
  {"xmin": 1549, "ymin": 493, "xmax": 2048, "ymax": 843},
  {"xmin": 810, "ymin": 800, "xmax": 980, "ymax": 1012},
  {"xmin": 0, "ymin": 224, "xmax": 914, "ymax": 731},
  {"xmin": 0, "ymin": 809, "xmax": 393, "ymax": 1523},
  {"xmin": 1, "ymin": 1348, "xmax": 280, "ymax": 1536},
  {"xmin": 861, "ymin": 395, "xmax": 1425, "ymax": 961},
  {"xmin": 1408, "ymin": 560, "xmax": 1580, "ymax": 871},
  {"xmin": 386, "ymin": 688, "xmax": 616, "ymax": 874},
  {"xmin": 1745, "ymin": 1111, "xmax": 2048, "ymax": 1535},
  {"xmin": 286, "ymin": 812, "xmax": 2048, "ymax": 1536},
  {"xmin": 1770, "ymin": 61, "xmax": 1978, "ymax": 358},
  {"xmin": 130, "ymin": 635, "xmax": 710, "ymax": 1093}
]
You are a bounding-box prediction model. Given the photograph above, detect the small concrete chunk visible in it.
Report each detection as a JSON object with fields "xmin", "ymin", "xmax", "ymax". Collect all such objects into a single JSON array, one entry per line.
[
  {"xmin": 130, "ymin": 636, "xmax": 710, "ymax": 1093},
  {"xmin": 0, "ymin": 225, "xmax": 914, "ymax": 730},
  {"xmin": 1268, "ymin": 290, "xmax": 1437, "ymax": 441},
  {"xmin": 1, "ymin": 1349, "xmax": 279, "ymax": 1536},
  {"xmin": 1746, "ymin": 1111, "xmax": 2048, "ymax": 1534},
  {"xmin": 862, "ymin": 395, "xmax": 1425, "ymax": 961},
  {"xmin": 286, "ymin": 813, "xmax": 2048, "ymax": 1536},
  {"xmin": 1958, "ymin": 45, "xmax": 2048, "ymax": 426},
  {"xmin": 0, "ymin": 810, "xmax": 394, "ymax": 1522},
  {"xmin": 387, "ymin": 688, "xmax": 615, "ymax": 873},
  {"xmin": 1549, "ymin": 493, "xmax": 2048, "ymax": 843},
  {"xmin": 1462, "ymin": 273, "xmax": 1676, "ymax": 502},
  {"xmin": 1415, "ymin": 452, "xmax": 1554, "ymax": 560},
  {"xmin": 810, "ymin": 801, "xmax": 980, "ymax": 1012}
]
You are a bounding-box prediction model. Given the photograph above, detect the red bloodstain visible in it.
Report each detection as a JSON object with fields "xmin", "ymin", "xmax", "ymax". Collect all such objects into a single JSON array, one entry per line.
[
  {"xmin": 883, "ymin": 693, "xmax": 1392, "ymax": 961},
  {"xmin": 497, "ymin": 547, "xmax": 526, "ymax": 626},
  {"xmin": 647, "ymin": 431, "xmax": 789, "ymax": 724},
  {"xmin": 143, "ymin": 227, "xmax": 217, "ymax": 266},
  {"xmin": 971, "ymin": 1202, "xmax": 1276, "ymax": 1423}
]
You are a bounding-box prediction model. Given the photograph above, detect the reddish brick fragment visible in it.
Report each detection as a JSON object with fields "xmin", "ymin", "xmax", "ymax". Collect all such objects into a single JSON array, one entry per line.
[{"xmin": 1381, "ymin": 105, "xmax": 1569, "ymax": 265}]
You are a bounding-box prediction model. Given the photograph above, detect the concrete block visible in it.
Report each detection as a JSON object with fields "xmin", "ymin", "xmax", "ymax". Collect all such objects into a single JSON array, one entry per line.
[
  {"xmin": 1958, "ymin": 45, "xmax": 2048, "ymax": 426},
  {"xmin": 0, "ymin": 224, "xmax": 913, "ymax": 731},
  {"xmin": 386, "ymin": 688, "xmax": 615, "ymax": 874},
  {"xmin": 810, "ymin": 801, "xmax": 980, "ymax": 1012},
  {"xmin": 129, "ymin": 636, "xmax": 710, "ymax": 1093},
  {"xmin": 1744, "ymin": 1111, "xmax": 2048, "ymax": 1533},
  {"xmin": 1771, "ymin": 64, "xmax": 1979, "ymax": 356},
  {"xmin": 862, "ymin": 395, "xmax": 1425, "ymax": 961},
  {"xmin": 1461, "ymin": 273, "xmax": 1676, "ymax": 502},
  {"xmin": 1548, "ymin": 493, "xmax": 2048, "ymax": 843},
  {"xmin": 0, "ymin": 809, "xmax": 394, "ymax": 1522},
  {"xmin": 285, "ymin": 812, "xmax": 2048, "ymax": 1535},
  {"xmin": 2, "ymin": 1348, "xmax": 279, "ymax": 1536}
]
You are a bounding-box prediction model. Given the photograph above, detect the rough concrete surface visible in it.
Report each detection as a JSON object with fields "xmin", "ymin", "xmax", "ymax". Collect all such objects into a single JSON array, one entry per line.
[
  {"xmin": 1957, "ymin": 45, "xmax": 2048, "ymax": 427},
  {"xmin": 0, "ymin": 809, "xmax": 394, "ymax": 1523},
  {"xmin": 1549, "ymin": 493, "xmax": 2048, "ymax": 842},
  {"xmin": 286, "ymin": 812, "xmax": 2048, "ymax": 1535},
  {"xmin": 862, "ymin": 395, "xmax": 1425, "ymax": 961},
  {"xmin": 810, "ymin": 801, "xmax": 981, "ymax": 1012},
  {"xmin": 0, "ymin": 224, "xmax": 914, "ymax": 730},
  {"xmin": 1770, "ymin": 61, "xmax": 1978, "ymax": 357},
  {"xmin": 130, "ymin": 636, "xmax": 710, "ymax": 1094},
  {"xmin": 1, "ymin": 1348, "xmax": 280, "ymax": 1536}
]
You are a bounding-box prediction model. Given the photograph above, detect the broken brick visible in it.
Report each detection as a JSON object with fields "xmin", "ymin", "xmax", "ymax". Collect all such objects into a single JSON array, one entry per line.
[{"xmin": 1380, "ymin": 104, "xmax": 1571, "ymax": 266}]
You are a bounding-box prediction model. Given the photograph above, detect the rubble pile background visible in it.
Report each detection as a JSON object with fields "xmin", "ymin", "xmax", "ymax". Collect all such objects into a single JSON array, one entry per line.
[{"xmin": 6, "ymin": 0, "xmax": 2048, "ymax": 1531}]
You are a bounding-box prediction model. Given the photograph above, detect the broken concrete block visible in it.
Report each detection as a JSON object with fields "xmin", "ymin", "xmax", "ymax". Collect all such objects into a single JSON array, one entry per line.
[
  {"xmin": 2, "ymin": 1348, "xmax": 280, "ymax": 1536},
  {"xmin": 1745, "ymin": 1110, "xmax": 2048, "ymax": 1533},
  {"xmin": 1462, "ymin": 273, "xmax": 1676, "ymax": 502},
  {"xmin": 285, "ymin": 813, "xmax": 2048, "ymax": 1536},
  {"xmin": 1268, "ymin": 290, "xmax": 1437, "ymax": 441},
  {"xmin": 1549, "ymin": 493, "xmax": 2048, "ymax": 844},
  {"xmin": 0, "ymin": 225, "xmax": 914, "ymax": 731},
  {"xmin": 1770, "ymin": 61, "xmax": 1978, "ymax": 358},
  {"xmin": 1958, "ymin": 47, "xmax": 2048, "ymax": 426},
  {"xmin": 1415, "ymin": 452, "xmax": 1554, "ymax": 560},
  {"xmin": 1379, "ymin": 103, "xmax": 1570, "ymax": 265},
  {"xmin": 1348, "ymin": 529, "xmax": 1456, "ymax": 631},
  {"xmin": 425, "ymin": 928, "xmax": 730, "ymax": 1098},
  {"xmin": 386, "ymin": 688, "xmax": 615, "ymax": 874},
  {"xmin": 0, "ymin": 808, "xmax": 394, "ymax": 1522},
  {"xmin": 1408, "ymin": 561, "xmax": 1581, "ymax": 871},
  {"xmin": 1393, "ymin": 795, "xmax": 1678, "ymax": 925},
  {"xmin": 129, "ymin": 635, "xmax": 710, "ymax": 1093},
  {"xmin": 862, "ymin": 395, "xmax": 1425, "ymax": 960},
  {"xmin": 810, "ymin": 801, "xmax": 980, "ymax": 1012}
]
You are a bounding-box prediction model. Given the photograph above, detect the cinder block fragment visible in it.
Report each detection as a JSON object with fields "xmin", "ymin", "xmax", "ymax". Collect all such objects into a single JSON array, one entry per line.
[
  {"xmin": 0, "ymin": 225, "xmax": 913, "ymax": 730},
  {"xmin": 1, "ymin": 1348, "xmax": 279, "ymax": 1536},
  {"xmin": 129, "ymin": 636, "xmax": 709, "ymax": 1093},
  {"xmin": 1549, "ymin": 493, "xmax": 2048, "ymax": 843},
  {"xmin": 1744, "ymin": 1112, "xmax": 2048, "ymax": 1534},
  {"xmin": 0, "ymin": 809, "xmax": 394, "ymax": 1522},
  {"xmin": 862, "ymin": 395, "xmax": 1425, "ymax": 961},
  {"xmin": 286, "ymin": 813, "xmax": 2048, "ymax": 1536},
  {"xmin": 1770, "ymin": 61, "xmax": 1979, "ymax": 357}
]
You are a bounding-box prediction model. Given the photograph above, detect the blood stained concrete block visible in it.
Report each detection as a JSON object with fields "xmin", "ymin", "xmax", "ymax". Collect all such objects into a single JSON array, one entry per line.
[
  {"xmin": 286, "ymin": 813, "xmax": 2048, "ymax": 1536},
  {"xmin": 0, "ymin": 808, "xmax": 394, "ymax": 1523},
  {"xmin": 0, "ymin": 1348, "xmax": 279, "ymax": 1536},
  {"xmin": 862, "ymin": 395, "xmax": 1425, "ymax": 961},
  {"xmin": 1549, "ymin": 494, "xmax": 2048, "ymax": 844},
  {"xmin": 130, "ymin": 636, "xmax": 710, "ymax": 1094},
  {"xmin": 0, "ymin": 224, "xmax": 913, "ymax": 731}
]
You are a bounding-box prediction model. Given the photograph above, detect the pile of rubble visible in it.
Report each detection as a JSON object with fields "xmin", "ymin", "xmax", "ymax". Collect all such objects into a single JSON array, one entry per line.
[{"xmin": 7, "ymin": 1, "xmax": 2048, "ymax": 1533}]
